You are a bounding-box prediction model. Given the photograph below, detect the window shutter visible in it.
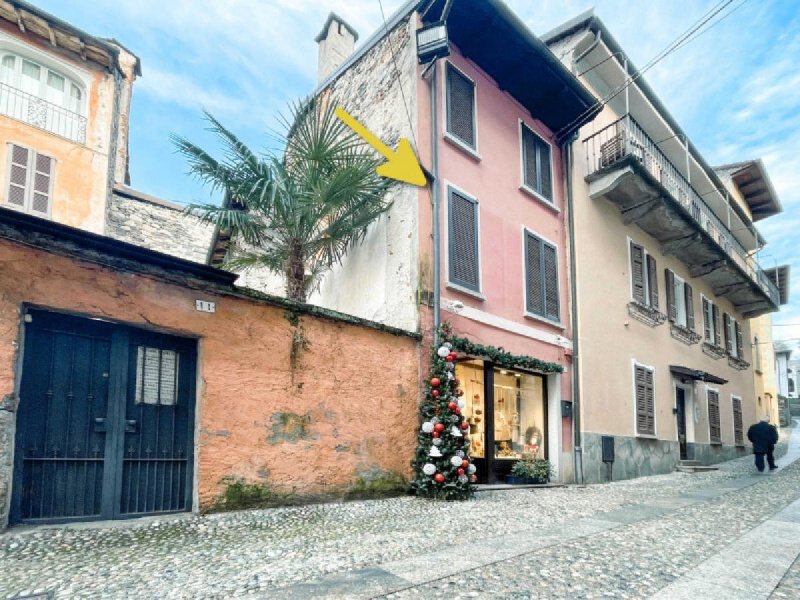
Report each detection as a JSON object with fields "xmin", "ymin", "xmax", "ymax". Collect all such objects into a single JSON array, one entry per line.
[
  {"xmin": 732, "ymin": 397, "xmax": 743, "ymax": 446},
  {"xmin": 525, "ymin": 232, "xmax": 543, "ymax": 315},
  {"xmin": 539, "ymin": 139, "xmax": 552, "ymax": 201},
  {"xmin": 522, "ymin": 127, "xmax": 539, "ymax": 193},
  {"xmin": 735, "ymin": 320, "xmax": 743, "ymax": 359},
  {"xmin": 647, "ymin": 254, "xmax": 659, "ymax": 309},
  {"xmin": 7, "ymin": 144, "xmax": 29, "ymax": 208},
  {"xmin": 708, "ymin": 390, "xmax": 721, "ymax": 443},
  {"xmin": 446, "ymin": 65, "xmax": 475, "ymax": 148},
  {"xmin": 665, "ymin": 269, "xmax": 676, "ymax": 322},
  {"xmin": 30, "ymin": 152, "xmax": 52, "ymax": 216},
  {"xmin": 702, "ymin": 297, "xmax": 711, "ymax": 342},
  {"xmin": 630, "ymin": 242, "xmax": 646, "ymax": 304},
  {"xmin": 543, "ymin": 242, "xmax": 559, "ymax": 321},
  {"xmin": 712, "ymin": 304, "xmax": 721, "ymax": 347},
  {"xmin": 448, "ymin": 189, "xmax": 479, "ymax": 291},
  {"xmin": 644, "ymin": 368, "xmax": 655, "ymax": 435},
  {"xmin": 635, "ymin": 365, "xmax": 655, "ymax": 436},
  {"xmin": 723, "ymin": 313, "xmax": 732, "ymax": 354},
  {"xmin": 685, "ymin": 284, "xmax": 695, "ymax": 331}
]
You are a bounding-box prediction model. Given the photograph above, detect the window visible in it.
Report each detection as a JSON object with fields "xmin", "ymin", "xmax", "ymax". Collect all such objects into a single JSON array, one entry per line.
[
  {"xmin": 754, "ymin": 336, "xmax": 762, "ymax": 373},
  {"xmin": 5, "ymin": 143, "xmax": 53, "ymax": 216},
  {"xmin": 723, "ymin": 313, "xmax": 743, "ymax": 359},
  {"xmin": 135, "ymin": 346, "xmax": 179, "ymax": 406},
  {"xmin": 447, "ymin": 187, "xmax": 480, "ymax": 293},
  {"xmin": 524, "ymin": 230, "xmax": 559, "ymax": 322},
  {"xmin": 701, "ymin": 296, "xmax": 721, "ymax": 347},
  {"xmin": 445, "ymin": 63, "xmax": 476, "ymax": 150},
  {"xmin": 634, "ymin": 363, "xmax": 655, "ymax": 436},
  {"xmin": 732, "ymin": 396, "xmax": 744, "ymax": 446},
  {"xmin": 630, "ymin": 241, "xmax": 658, "ymax": 308},
  {"xmin": 521, "ymin": 123, "xmax": 553, "ymax": 202},
  {"xmin": 0, "ymin": 53, "xmax": 84, "ymax": 115},
  {"xmin": 665, "ymin": 270, "xmax": 695, "ymax": 329},
  {"xmin": 707, "ymin": 388, "xmax": 721, "ymax": 444}
]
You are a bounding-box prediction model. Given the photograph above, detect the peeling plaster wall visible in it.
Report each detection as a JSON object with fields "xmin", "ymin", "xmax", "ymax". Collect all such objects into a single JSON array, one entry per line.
[{"xmin": 0, "ymin": 237, "xmax": 419, "ymax": 525}]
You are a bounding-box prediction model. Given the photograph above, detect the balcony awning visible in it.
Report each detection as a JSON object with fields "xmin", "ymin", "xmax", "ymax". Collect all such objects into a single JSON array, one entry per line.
[{"xmin": 670, "ymin": 366, "xmax": 728, "ymax": 385}]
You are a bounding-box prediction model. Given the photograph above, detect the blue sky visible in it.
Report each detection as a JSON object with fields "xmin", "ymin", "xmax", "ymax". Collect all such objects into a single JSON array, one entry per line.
[{"xmin": 35, "ymin": 0, "xmax": 800, "ymax": 343}]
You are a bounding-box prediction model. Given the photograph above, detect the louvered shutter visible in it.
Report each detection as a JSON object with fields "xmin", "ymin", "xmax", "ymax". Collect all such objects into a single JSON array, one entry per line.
[
  {"xmin": 647, "ymin": 254, "xmax": 659, "ymax": 309},
  {"xmin": 448, "ymin": 189, "xmax": 479, "ymax": 291},
  {"xmin": 702, "ymin": 297, "xmax": 711, "ymax": 342},
  {"xmin": 685, "ymin": 284, "xmax": 695, "ymax": 331},
  {"xmin": 723, "ymin": 313, "xmax": 732, "ymax": 355},
  {"xmin": 525, "ymin": 232, "xmax": 543, "ymax": 315},
  {"xmin": 539, "ymin": 139, "xmax": 552, "ymax": 201},
  {"xmin": 644, "ymin": 368, "xmax": 655, "ymax": 434},
  {"xmin": 732, "ymin": 397, "xmax": 743, "ymax": 446},
  {"xmin": 635, "ymin": 365, "xmax": 655, "ymax": 436},
  {"xmin": 543, "ymin": 242, "xmax": 559, "ymax": 321},
  {"xmin": 522, "ymin": 126, "xmax": 539, "ymax": 193},
  {"xmin": 735, "ymin": 320, "xmax": 743, "ymax": 359},
  {"xmin": 30, "ymin": 152, "xmax": 52, "ymax": 216},
  {"xmin": 446, "ymin": 65, "xmax": 475, "ymax": 148},
  {"xmin": 630, "ymin": 242, "xmax": 645, "ymax": 304},
  {"xmin": 708, "ymin": 390, "xmax": 721, "ymax": 443},
  {"xmin": 712, "ymin": 304, "xmax": 721, "ymax": 347},
  {"xmin": 665, "ymin": 269, "xmax": 676, "ymax": 322},
  {"xmin": 7, "ymin": 144, "xmax": 29, "ymax": 208}
]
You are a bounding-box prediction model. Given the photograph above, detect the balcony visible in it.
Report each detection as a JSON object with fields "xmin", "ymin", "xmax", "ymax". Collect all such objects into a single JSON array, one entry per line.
[
  {"xmin": 0, "ymin": 81, "xmax": 86, "ymax": 144},
  {"xmin": 583, "ymin": 115, "xmax": 779, "ymax": 318}
]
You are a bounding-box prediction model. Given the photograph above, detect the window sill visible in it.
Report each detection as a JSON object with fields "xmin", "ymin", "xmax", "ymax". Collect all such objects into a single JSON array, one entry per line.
[
  {"xmin": 444, "ymin": 132, "xmax": 481, "ymax": 161},
  {"xmin": 523, "ymin": 311, "xmax": 565, "ymax": 330},
  {"xmin": 701, "ymin": 342, "xmax": 727, "ymax": 360},
  {"xmin": 627, "ymin": 301, "xmax": 667, "ymax": 327},
  {"xmin": 446, "ymin": 281, "xmax": 485, "ymax": 301},
  {"xmin": 727, "ymin": 355, "xmax": 751, "ymax": 371},
  {"xmin": 519, "ymin": 185, "xmax": 559, "ymax": 213},
  {"xmin": 635, "ymin": 433, "xmax": 658, "ymax": 440},
  {"xmin": 669, "ymin": 323, "xmax": 702, "ymax": 346},
  {"xmin": 710, "ymin": 441, "xmax": 722, "ymax": 446}
]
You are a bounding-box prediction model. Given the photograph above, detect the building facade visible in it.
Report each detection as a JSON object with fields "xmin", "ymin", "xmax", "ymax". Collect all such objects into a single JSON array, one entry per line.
[{"xmin": 544, "ymin": 11, "xmax": 783, "ymax": 482}]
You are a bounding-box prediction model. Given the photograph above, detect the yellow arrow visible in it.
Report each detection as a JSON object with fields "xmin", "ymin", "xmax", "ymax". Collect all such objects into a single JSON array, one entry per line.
[{"xmin": 335, "ymin": 107, "xmax": 426, "ymax": 187}]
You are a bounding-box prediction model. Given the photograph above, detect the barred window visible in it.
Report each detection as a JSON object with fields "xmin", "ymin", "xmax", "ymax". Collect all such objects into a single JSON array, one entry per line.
[{"xmin": 135, "ymin": 346, "xmax": 179, "ymax": 406}]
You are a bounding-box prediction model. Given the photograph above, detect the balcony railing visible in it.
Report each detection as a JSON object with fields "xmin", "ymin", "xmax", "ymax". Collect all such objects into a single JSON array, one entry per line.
[
  {"xmin": 583, "ymin": 114, "xmax": 779, "ymax": 307},
  {"xmin": 0, "ymin": 81, "xmax": 86, "ymax": 144}
]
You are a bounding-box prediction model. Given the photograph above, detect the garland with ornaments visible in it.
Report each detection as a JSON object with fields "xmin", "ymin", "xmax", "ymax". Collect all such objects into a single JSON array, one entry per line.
[
  {"xmin": 410, "ymin": 329, "xmax": 476, "ymax": 500},
  {"xmin": 445, "ymin": 324, "xmax": 564, "ymax": 373}
]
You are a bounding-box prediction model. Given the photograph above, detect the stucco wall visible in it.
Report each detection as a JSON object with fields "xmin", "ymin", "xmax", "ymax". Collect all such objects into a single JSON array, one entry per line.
[
  {"xmin": 0, "ymin": 237, "xmax": 419, "ymax": 526},
  {"xmin": 751, "ymin": 313, "xmax": 779, "ymax": 423}
]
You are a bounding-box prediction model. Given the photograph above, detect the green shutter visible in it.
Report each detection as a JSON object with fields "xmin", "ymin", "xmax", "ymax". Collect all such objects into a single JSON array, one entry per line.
[{"xmin": 685, "ymin": 284, "xmax": 695, "ymax": 331}]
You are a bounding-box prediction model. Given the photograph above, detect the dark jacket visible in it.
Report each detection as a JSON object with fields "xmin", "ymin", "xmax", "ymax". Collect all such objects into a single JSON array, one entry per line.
[{"xmin": 747, "ymin": 421, "xmax": 778, "ymax": 453}]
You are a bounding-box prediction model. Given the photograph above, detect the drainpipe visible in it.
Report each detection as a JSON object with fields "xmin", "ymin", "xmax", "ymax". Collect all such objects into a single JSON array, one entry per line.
[
  {"xmin": 573, "ymin": 30, "xmax": 602, "ymax": 71},
  {"xmin": 427, "ymin": 61, "xmax": 441, "ymax": 345},
  {"xmin": 105, "ymin": 66, "xmax": 124, "ymax": 235}
]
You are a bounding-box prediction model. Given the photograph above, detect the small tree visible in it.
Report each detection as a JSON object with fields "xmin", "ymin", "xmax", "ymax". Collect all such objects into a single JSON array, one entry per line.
[{"xmin": 173, "ymin": 98, "xmax": 392, "ymax": 302}]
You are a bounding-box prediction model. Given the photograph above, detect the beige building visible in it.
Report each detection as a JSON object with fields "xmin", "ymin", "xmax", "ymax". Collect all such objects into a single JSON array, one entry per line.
[{"xmin": 545, "ymin": 12, "xmax": 784, "ymax": 482}]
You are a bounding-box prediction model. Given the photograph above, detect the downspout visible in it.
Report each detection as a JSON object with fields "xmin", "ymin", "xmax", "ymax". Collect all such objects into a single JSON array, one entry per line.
[
  {"xmin": 105, "ymin": 65, "xmax": 123, "ymax": 235},
  {"xmin": 573, "ymin": 30, "xmax": 601, "ymax": 70},
  {"xmin": 429, "ymin": 61, "xmax": 441, "ymax": 345}
]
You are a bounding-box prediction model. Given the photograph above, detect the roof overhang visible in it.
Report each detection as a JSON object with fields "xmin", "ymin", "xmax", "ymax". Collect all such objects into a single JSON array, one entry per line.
[
  {"xmin": 670, "ymin": 366, "xmax": 728, "ymax": 385},
  {"xmin": 421, "ymin": 0, "xmax": 600, "ymax": 137},
  {"xmin": 764, "ymin": 265, "xmax": 791, "ymax": 305},
  {"xmin": 714, "ymin": 160, "xmax": 782, "ymax": 222}
]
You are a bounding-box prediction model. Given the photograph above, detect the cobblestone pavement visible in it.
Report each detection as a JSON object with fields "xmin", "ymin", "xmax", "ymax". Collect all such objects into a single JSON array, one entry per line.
[{"xmin": 1, "ymin": 426, "xmax": 797, "ymax": 599}]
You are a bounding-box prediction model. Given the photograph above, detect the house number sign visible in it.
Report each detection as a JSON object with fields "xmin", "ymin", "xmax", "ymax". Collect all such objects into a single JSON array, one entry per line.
[{"xmin": 195, "ymin": 300, "xmax": 216, "ymax": 313}]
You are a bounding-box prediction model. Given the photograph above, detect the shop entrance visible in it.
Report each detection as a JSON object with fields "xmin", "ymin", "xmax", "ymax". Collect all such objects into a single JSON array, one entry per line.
[
  {"xmin": 676, "ymin": 387, "xmax": 688, "ymax": 460},
  {"xmin": 10, "ymin": 309, "xmax": 197, "ymax": 525},
  {"xmin": 456, "ymin": 360, "xmax": 547, "ymax": 484}
]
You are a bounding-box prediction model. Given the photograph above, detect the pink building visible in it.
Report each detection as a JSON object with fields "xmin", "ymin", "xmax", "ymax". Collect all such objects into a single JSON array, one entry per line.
[{"xmin": 307, "ymin": 0, "xmax": 599, "ymax": 483}]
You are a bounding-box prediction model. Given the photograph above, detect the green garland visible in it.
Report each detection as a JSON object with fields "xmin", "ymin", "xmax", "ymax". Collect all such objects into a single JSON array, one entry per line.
[{"xmin": 440, "ymin": 323, "xmax": 564, "ymax": 374}]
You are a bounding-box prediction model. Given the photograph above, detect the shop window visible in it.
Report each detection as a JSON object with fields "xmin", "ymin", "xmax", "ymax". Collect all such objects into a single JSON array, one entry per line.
[
  {"xmin": 493, "ymin": 368, "xmax": 546, "ymax": 460},
  {"xmin": 135, "ymin": 346, "xmax": 179, "ymax": 406},
  {"xmin": 458, "ymin": 361, "xmax": 485, "ymax": 458}
]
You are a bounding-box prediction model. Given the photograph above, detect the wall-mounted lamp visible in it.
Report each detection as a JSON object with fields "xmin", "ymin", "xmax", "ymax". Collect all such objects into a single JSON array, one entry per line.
[{"xmin": 416, "ymin": 22, "xmax": 449, "ymax": 64}]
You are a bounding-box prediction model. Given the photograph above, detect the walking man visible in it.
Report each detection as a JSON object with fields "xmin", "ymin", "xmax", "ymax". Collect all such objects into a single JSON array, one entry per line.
[{"xmin": 747, "ymin": 415, "xmax": 779, "ymax": 472}]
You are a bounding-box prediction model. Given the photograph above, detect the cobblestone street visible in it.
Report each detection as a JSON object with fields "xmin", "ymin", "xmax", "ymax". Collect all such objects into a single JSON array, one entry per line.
[{"xmin": 2, "ymin": 424, "xmax": 800, "ymax": 599}]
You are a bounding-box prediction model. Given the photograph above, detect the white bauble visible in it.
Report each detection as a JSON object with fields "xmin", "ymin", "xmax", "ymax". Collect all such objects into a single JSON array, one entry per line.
[
  {"xmin": 432, "ymin": 437, "xmax": 442, "ymax": 446},
  {"xmin": 457, "ymin": 399, "xmax": 466, "ymax": 409},
  {"xmin": 459, "ymin": 474, "xmax": 469, "ymax": 483},
  {"xmin": 447, "ymin": 372, "xmax": 455, "ymax": 381},
  {"xmin": 450, "ymin": 426, "xmax": 463, "ymax": 437},
  {"xmin": 443, "ymin": 342, "xmax": 452, "ymax": 349},
  {"xmin": 468, "ymin": 464, "xmax": 477, "ymax": 474},
  {"xmin": 429, "ymin": 446, "xmax": 442, "ymax": 457},
  {"xmin": 456, "ymin": 450, "xmax": 465, "ymax": 458},
  {"xmin": 437, "ymin": 346, "xmax": 450, "ymax": 358},
  {"xmin": 421, "ymin": 421, "xmax": 434, "ymax": 434},
  {"xmin": 450, "ymin": 455, "xmax": 463, "ymax": 467},
  {"xmin": 445, "ymin": 363, "xmax": 455, "ymax": 371},
  {"xmin": 422, "ymin": 463, "xmax": 436, "ymax": 476}
]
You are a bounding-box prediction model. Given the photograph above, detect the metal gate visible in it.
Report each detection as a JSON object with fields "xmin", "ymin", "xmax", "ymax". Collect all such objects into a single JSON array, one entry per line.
[{"xmin": 10, "ymin": 309, "xmax": 197, "ymax": 525}]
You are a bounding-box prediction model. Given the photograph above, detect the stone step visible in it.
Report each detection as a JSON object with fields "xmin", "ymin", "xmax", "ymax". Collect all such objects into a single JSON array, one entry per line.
[
  {"xmin": 675, "ymin": 465, "xmax": 719, "ymax": 473},
  {"xmin": 678, "ymin": 460, "xmax": 701, "ymax": 466}
]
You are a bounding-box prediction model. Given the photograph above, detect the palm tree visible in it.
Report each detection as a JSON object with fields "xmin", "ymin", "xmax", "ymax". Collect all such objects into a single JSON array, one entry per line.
[{"xmin": 172, "ymin": 98, "xmax": 392, "ymax": 302}]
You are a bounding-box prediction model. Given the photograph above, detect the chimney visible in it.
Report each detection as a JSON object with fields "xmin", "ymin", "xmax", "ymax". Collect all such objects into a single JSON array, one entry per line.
[{"xmin": 315, "ymin": 12, "xmax": 358, "ymax": 84}]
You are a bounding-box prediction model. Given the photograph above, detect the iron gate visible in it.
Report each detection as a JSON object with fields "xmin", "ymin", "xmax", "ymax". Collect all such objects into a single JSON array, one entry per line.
[{"xmin": 10, "ymin": 309, "xmax": 197, "ymax": 525}]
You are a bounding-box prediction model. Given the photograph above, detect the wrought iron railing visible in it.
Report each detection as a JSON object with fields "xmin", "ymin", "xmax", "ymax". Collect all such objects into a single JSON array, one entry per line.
[
  {"xmin": 584, "ymin": 114, "xmax": 780, "ymax": 307},
  {"xmin": 0, "ymin": 80, "xmax": 87, "ymax": 144}
]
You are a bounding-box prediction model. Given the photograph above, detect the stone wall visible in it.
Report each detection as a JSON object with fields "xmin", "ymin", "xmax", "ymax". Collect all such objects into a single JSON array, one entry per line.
[
  {"xmin": 582, "ymin": 432, "xmax": 680, "ymax": 483},
  {"xmin": 0, "ymin": 234, "xmax": 420, "ymax": 526},
  {"xmin": 106, "ymin": 187, "xmax": 215, "ymax": 263},
  {"xmin": 688, "ymin": 442, "xmax": 748, "ymax": 465}
]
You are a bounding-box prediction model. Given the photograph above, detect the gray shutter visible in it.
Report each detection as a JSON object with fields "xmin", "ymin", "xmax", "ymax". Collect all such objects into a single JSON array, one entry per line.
[
  {"xmin": 538, "ymin": 138, "xmax": 552, "ymax": 201},
  {"xmin": 685, "ymin": 284, "xmax": 695, "ymax": 331},
  {"xmin": 446, "ymin": 65, "xmax": 475, "ymax": 148},
  {"xmin": 7, "ymin": 144, "xmax": 29, "ymax": 208},
  {"xmin": 635, "ymin": 365, "xmax": 648, "ymax": 434},
  {"xmin": 702, "ymin": 297, "xmax": 711, "ymax": 342},
  {"xmin": 630, "ymin": 242, "xmax": 645, "ymax": 304},
  {"xmin": 647, "ymin": 254, "xmax": 659, "ymax": 309},
  {"xmin": 525, "ymin": 232, "xmax": 543, "ymax": 315},
  {"xmin": 735, "ymin": 320, "xmax": 743, "ymax": 359},
  {"xmin": 448, "ymin": 189, "xmax": 479, "ymax": 291},
  {"xmin": 644, "ymin": 368, "xmax": 655, "ymax": 435},
  {"xmin": 30, "ymin": 152, "xmax": 52, "ymax": 216},
  {"xmin": 732, "ymin": 397, "xmax": 743, "ymax": 445},
  {"xmin": 522, "ymin": 126, "xmax": 538, "ymax": 192},
  {"xmin": 723, "ymin": 313, "xmax": 732, "ymax": 354},
  {"xmin": 708, "ymin": 390, "xmax": 721, "ymax": 443},
  {"xmin": 665, "ymin": 269, "xmax": 676, "ymax": 322},
  {"xmin": 543, "ymin": 242, "xmax": 559, "ymax": 321},
  {"xmin": 712, "ymin": 304, "xmax": 721, "ymax": 347}
]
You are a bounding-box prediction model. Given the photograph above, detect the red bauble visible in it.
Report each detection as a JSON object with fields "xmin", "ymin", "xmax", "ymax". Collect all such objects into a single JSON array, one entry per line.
[
  {"xmin": 445, "ymin": 355, "xmax": 454, "ymax": 363},
  {"xmin": 430, "ymin": 377, "xmax": 441, "ymax": 387},
  {"xmin": 449, "ymin": 351, "xmax": 458, "ymax": 359},
  {"xmin": 455, "ymin": 408, "xmax": 462, "ymax": 415},
  {"xmin": 434, "ymin": 423, "xmax": 445, "ymax": 433},
  {"xmin": 457, "ymin": 468, "xmax": 465, "ymax": 476},
  {"xmin": 470, "ymin": 474, "xmax": 478, "ymax": 482},
  {"xmin": 432, "ymin": 431, "xmax": 439, "ymax": 438},
  {"xmin": 462, "ymin": 459, "xmax": 469, "ymax": 468},
  {"xmin": 448, "ymin": 401, "xmax": 458, "ymax": 410},
  {"xmin": 434, "ymin": 473, "xmax": 445, "ymax": 483},
  {"xmin": 461, "ymin": 421, "xmax": 469, "ymax": 430},
  {"xmin": 431, "ymin": 390, "xmax": 440, "ymax": 397}
]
